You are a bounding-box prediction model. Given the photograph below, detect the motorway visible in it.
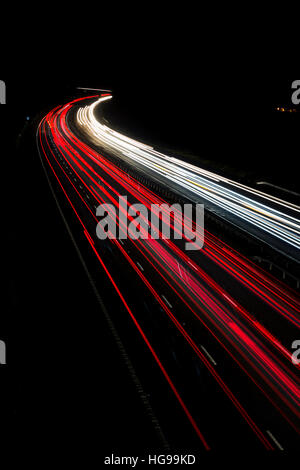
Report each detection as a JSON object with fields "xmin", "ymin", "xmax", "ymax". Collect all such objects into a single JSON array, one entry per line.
[
  {"xmin": 79, "ymin": 96, "xmax": 300, "ymax": 262},
  {"xmin": 37, "ymin": 95, "xmax": 300, "ymax": 451}
]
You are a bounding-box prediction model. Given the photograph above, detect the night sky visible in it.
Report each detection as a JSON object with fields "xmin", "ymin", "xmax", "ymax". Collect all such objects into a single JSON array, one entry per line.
[{"xmin": 3, "ymin": 74, "xmax": 299, "ymax": 186}]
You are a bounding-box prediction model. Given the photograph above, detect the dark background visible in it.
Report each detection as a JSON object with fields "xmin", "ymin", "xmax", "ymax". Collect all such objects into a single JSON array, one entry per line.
[
  {"xmin": 4, "ymin": 73, "xmax": 299, "ymax": 186},
  {"xmin": 0, "ymin": 72, "xmax": 299, "ymax": 459}
]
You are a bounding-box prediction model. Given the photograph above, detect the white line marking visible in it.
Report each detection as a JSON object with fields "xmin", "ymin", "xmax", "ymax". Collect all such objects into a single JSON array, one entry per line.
[
  {"xmin": 162, "ymin": 295, "xmax": 172, "ymax": 309},
  {"xmin": 200, "ymin": 345, "xmax": 217, "ymax": 366},
  {"xmin": 266, "ymin": 431, "xmax": 284, "ymax": 450},
  {"xmin": 136, "ymin": 262, "xmax": 144, "ymax": 272}
]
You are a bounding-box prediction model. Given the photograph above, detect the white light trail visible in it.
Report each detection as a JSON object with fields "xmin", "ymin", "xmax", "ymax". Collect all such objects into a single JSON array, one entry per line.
[{"xmin": 76, "ymin": 97, "xmax": 300, "ymax": 251}]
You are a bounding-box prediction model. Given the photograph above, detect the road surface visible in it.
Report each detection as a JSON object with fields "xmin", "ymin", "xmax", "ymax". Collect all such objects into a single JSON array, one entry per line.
[{"xmin": 37, "ymin": 94, "xmax": 300, "ymax": 451}]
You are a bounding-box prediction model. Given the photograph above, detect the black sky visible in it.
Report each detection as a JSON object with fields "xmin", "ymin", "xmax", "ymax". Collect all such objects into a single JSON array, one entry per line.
[{"xmin": 2, "ymin": 74, "xmax": 298, "ymax": 189}]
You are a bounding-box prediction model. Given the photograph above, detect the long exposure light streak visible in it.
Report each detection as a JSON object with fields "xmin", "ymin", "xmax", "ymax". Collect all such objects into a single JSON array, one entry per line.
[
  {"xmin": 77, "ymin": 96, "xmax": 300, "ymax": 253},
  {"xmin": 37, "ymin": 95, "xmax": 300, "ymax": 449}
]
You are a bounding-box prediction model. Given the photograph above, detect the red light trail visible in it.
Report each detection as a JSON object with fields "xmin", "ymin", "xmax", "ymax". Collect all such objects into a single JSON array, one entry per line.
[{"xmin": 37, "ymin": 96, "xmax": 300, "ymax": 450}]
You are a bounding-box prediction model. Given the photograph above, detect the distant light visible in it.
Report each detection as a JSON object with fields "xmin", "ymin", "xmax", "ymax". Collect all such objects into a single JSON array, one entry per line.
[{"xmin": 275, "ymin": 107, "xmax": 297, "ymax": 113}]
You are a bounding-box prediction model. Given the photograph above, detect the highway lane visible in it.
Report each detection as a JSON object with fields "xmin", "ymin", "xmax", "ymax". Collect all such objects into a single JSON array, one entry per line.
[
  {"xmin": 73, "ymin": 107, "xmax": 300, "ymax": 336},
  {"xmin": 37, "ymin": 95, "xmax": 300, "ymax": 450},
  {"xmin": 77, "ymin": 96, "xmax": 300, "ymax": 262}
]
